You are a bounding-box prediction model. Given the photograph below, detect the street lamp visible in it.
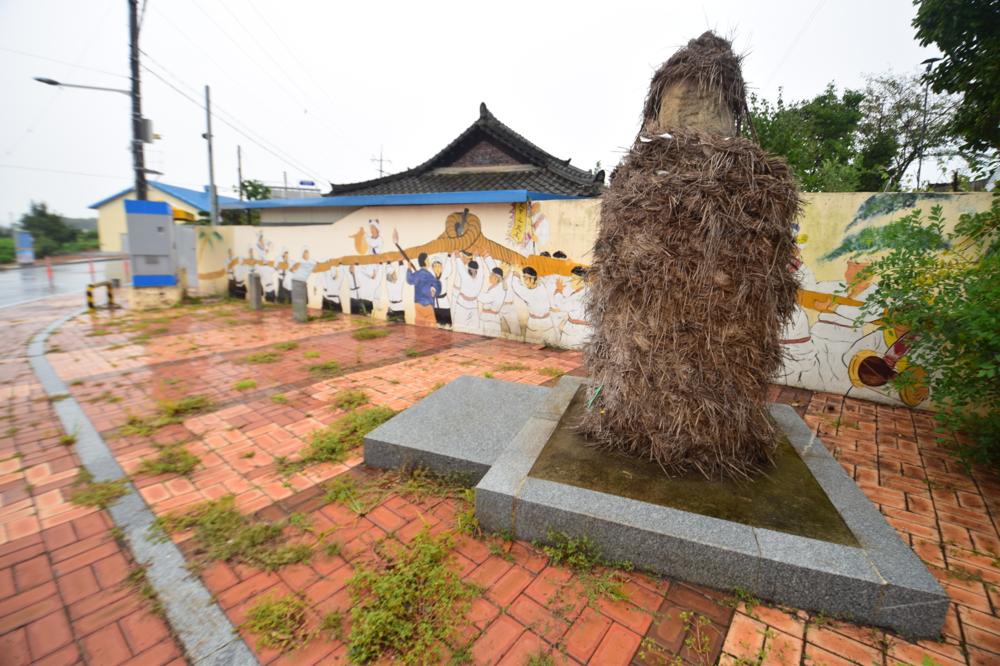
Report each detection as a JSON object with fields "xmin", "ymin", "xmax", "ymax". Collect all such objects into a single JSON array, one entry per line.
[
  {"xmin": 915, "ymin": 57, "xmax": 942, "ymax": 190},
  {"xmin": 33, "ymin": 77, "xmax": 130, "ymax": 96}
]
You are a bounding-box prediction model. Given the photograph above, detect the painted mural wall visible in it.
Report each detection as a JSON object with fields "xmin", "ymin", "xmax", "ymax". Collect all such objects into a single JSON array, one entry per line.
[{"xmin": 196, "ymin": 192, "xmax": 991, "ymax": 407}]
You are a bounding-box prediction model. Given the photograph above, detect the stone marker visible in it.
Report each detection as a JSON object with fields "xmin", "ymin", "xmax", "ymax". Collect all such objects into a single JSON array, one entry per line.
[
  {"xmin": 248, "ymin": 270, "xmax": 262, "ymax": 310},
  {"xmin": 292, "ymin": 279, "xmax": 308, "ymax": 322}
]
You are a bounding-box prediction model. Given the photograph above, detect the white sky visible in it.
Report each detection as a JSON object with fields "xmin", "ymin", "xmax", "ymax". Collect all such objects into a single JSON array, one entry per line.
[{"xmin": 0, "ymin": 0, "xmax": 943, "ymax": 225}]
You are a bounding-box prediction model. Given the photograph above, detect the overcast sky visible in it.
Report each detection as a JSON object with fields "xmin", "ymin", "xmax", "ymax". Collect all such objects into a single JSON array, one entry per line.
[{"xmin": 0, "ymin": 0, "xmax": 943, "ymax": 225}]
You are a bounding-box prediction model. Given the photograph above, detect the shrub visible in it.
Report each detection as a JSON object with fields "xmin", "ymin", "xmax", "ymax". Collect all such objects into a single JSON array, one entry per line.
[{"xmin": 858, "ymin": 197, "xmax": 1000, "ymax": 468}]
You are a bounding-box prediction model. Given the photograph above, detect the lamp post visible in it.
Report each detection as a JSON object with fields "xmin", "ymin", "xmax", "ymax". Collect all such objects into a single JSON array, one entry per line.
[
  {"xmin": 32, "ymin": 0, "xmax": 147, "ymax": 199},
  {"xmin": 34, "ymin": 76, "xmax": 149, "ymax": 200},
  {"xmin": 915, "ymin": 57, "xmax": 942, "ymax": 190}
]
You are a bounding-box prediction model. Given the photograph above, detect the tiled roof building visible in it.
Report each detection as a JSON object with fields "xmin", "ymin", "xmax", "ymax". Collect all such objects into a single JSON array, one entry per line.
[{"xmin": 327, "ymin": 103, "xmax": 604, "ymax": 198}]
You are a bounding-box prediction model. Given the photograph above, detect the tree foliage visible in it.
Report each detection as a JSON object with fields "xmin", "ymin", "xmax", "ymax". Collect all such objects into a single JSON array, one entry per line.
[
  {"xmin": 19, "ymin": 202, "xmax": 80, "ymax": 257},
  {"xmin": 913, "ymin": 0, "xmax": 1000, "ymax": 153},
  {"xmin": 858, "ymin": 195, "xmax": 1000, "ymax": 468},
  {"xmin": 750, "ymin": 84, "xmax": 864, "ymax": 192},
  {"xmin": 750, "ymin": 76, "xmax": 961, "ymax": 192}
]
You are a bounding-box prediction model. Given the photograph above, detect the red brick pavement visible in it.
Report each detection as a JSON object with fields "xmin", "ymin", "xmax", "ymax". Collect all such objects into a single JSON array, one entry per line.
[
  {"xmin": 0, "ymin": 297, "xmax": 186, "ymax": 665},
  {"xmin": 3, "ymin": 297, "xmax": 999, "ymax": 665}
]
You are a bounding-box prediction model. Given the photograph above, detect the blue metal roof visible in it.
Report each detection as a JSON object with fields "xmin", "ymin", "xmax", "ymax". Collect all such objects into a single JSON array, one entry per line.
[
  {"xmin": 220, "ymin": 189, "xmax": 586, "ymax": 210},
  {"xmin": 88, "ymin": 182, "xmax": 240, "ymax": 211}
]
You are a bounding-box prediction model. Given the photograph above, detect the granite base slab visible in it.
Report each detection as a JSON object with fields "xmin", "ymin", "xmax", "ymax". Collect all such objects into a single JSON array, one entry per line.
[
  {"xmin": 364, "ymin": 375, "xmax": 549, "ymax": 483},
  {"xmin": 363, "ymin": 374, "xmax": 949, "ymax": 639}
]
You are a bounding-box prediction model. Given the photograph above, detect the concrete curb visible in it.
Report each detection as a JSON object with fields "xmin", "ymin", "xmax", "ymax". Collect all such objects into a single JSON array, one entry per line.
[{"xmin": 28, "ymin": 308, "xmax": 258, "ymax": 666}]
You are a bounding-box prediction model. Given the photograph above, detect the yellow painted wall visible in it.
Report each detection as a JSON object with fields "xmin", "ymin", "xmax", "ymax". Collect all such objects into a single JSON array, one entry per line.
[
  {"xmin": 95, "ymin": 190, "xmax": 200, "ymax": 252},
  {"xmin": 197, "ymin": 191, "xmax": 993, "ymax": 406}
]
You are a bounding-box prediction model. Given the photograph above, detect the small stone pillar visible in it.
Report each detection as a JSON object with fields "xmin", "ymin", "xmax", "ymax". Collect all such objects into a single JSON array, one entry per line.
[
  {"xmin": 248, "ymin": 271, "xmax": 263, "ymax": 310},
  {"xmin": 292, "ymin": 279, "xmax": 308, "ymax": 323}
]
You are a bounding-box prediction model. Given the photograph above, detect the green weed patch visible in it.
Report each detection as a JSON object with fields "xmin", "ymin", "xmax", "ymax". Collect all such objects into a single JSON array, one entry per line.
[
  {"xmin": 347, "ymin": 530, "xmax": 477, "ymax": 664},
  {"xmin": 137, "ymin": 444, "xmax": 200, "ymax": 477},
  {"xmin": 154, "ymin": 495, "xmax": 312, "ymax": 571},
  {"xmin": 331, "ymin": 389, "xmax": 369, "ymax": 411},
  {"xmin": 69, "ymin": 469, "xmax": 129, "ymax": 509},
  {"xmin": 242, "ymin": 593, "xmax": 311, "ymax": 652}
]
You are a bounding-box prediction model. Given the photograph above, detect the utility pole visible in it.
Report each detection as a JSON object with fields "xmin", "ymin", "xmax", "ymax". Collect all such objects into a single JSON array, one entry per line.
[
  {"xmin": 204, "ymin": 85, "xmax": 219, "ymax": 225},
  {"xmin": 238, "ymin": 145, "xmax": 252, "ymax": 225},
  {"xmin": 129, "ymin": 0, "xmax": 147, "ymax": 200},
  {"xmin": 370, "ymin": 146, "xmax": 391, "ymax": 177},
  {"xmin": 916, "ymin": 57, "xmax": 941, "ymax": 191}
]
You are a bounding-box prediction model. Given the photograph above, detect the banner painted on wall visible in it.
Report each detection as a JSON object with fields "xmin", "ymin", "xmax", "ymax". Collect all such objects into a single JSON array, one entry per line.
[{"xmin": 202, "ymin": 192, "xmax": 991, "ymax": 408}]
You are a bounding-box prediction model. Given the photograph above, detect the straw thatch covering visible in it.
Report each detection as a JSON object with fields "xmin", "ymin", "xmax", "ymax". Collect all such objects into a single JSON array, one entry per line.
[
  {"xmin": 642, "ymin": 31, "xmax": 750, "ymax": 137},
  {"xmin": 580, "ymin": 33, "xmax": 801, "ymax": 479}
]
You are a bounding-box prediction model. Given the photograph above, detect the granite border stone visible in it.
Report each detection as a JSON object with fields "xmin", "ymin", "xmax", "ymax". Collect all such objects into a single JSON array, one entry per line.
[
  {"xmin": 28, "ymin": 308, "xmax": 258, "ymax": 665},
  {"xmin": 365, "ymin": 374, "xmax": 949, "ymax": 638}
]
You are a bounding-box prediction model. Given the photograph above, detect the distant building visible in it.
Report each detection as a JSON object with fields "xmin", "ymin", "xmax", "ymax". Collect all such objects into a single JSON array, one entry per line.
[
  {"xmin": 225, "ymin": 103, "xmax": 604, "ymax": 225},
  {"xmin": 89, "ymin": 182, "xmax": 239, "ymax": 252}
]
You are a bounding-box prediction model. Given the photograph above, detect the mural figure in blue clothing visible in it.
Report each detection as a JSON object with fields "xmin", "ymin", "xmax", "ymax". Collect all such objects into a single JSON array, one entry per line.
[{"xmin": 403, "ymin": 245, "xmax": 442, "ymax": 327}]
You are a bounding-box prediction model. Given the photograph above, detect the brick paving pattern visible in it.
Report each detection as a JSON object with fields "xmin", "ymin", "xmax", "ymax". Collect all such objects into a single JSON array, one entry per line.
[
  {"xmin": 1, "ymin": 297, "xmax": 186, "ymax": 665},
  {"xmin": 1, "ymin": 296, "xmax": 998, "ymax": 665}
]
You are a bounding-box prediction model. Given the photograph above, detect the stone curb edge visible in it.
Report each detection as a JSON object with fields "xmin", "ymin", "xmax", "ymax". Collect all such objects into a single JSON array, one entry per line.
[{"xmin": 27, "ymin": 307, "xmax": 258, "ymax": 666}]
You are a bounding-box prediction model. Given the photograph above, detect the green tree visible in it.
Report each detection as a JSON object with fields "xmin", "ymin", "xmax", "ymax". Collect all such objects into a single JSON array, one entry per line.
[
  {"xmin": 19, "ymin": 202, "xmax": 78, "ymax": 257},
  {"xmin": 913, "ymin": 0, "xmax": 1000, "ymax": 153},
  {"xmin": 856, "ymin": 73, "xmax": 959, "ymax": 190},
  {"xmin": 750, "ymin": 84, "xmax": 864, "ymax": 191},
  {"xmin": 858, "ymin": 195, "xmax": 1000, "ymax": 468},
  {"xmin": 220, "ymin": 179, "xmax": 272, "ymax": 225}
]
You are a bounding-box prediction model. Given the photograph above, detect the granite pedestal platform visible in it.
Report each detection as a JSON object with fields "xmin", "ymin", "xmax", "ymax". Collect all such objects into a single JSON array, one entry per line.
[{"xmin": 364, "ymin": 375, "xmax": 949, "ymax": 638}]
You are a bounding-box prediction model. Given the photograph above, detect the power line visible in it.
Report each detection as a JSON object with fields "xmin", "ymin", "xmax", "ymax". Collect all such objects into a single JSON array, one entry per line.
[
  {"xmin": 147, "ymin": 1, "xmax": 358, "ymax": 163},
  {"xmin": 138, "ymin": 54, "xmax": 324, "ymax": 180},
  {"xmin": 0, "ymin": 163, "xmax": 128, "ymax": 180},
  {"xmin": 765, "ymin": 0, "xmax": 827, "ymax": 87},
  {"xmin": 0, "ymin": 46, "xmax": 128, "ymax": 79},
  {"xmin": 139, "ymin": 61, "xmax": 324, "ymax": 182},
  {"xmin": 203, "ymin": 0, "xmax": 358, "ymax": 150}
]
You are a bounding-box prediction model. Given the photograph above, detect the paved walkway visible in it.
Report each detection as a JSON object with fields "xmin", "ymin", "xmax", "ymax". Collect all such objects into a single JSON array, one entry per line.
[{"xmin": 1, "ymin": 295, "xmax": 998, "ymax": 665}]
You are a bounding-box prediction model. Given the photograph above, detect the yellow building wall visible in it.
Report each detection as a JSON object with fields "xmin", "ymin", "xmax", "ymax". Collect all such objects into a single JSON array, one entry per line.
[
  {"xmin": 95, "ymin": 191, "xmax": 201, "ymax": 252},
  {"xmin": 198, "ymin": 191, "xmax": 993, "ymax": 406}
]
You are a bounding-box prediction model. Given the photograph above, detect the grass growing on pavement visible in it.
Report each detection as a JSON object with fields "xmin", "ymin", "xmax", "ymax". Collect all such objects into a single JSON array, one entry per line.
[
  {"xmin": 137, "ymin": 444, "xmax": 200, "ymax": 477},
  {"xmin": 308, "ymin": 360, "xmax": 341, "ymax": 376},
  {"xmin": 242, "ymin": 593, "xmax": 311, "ymax": 652},
  {"xmin": 403, "ymin": 347, "xmax": 419, "ymax": 358},
  {"xmin": 539, "ymin": 367, "xmax": 565, "ymax": 378},
  {"xmin": 538, "ymin": 528, "xmax": 632, "ymax": 603},
  {"xmin": 154, "ymin": 495, "xmax": 312, "ymax": 571},
  {"xmin": 270, "ymin": 393, "xmax": 288, "ymax": 404},
  {"xmin": 234, "ymin": 379, "xmax": 258, "ymax": 391},
  {"xmin": 274, "ymin": 341, "xmax": 299, "ymax": 351},
  {"xmin": 69, "ymin": 469, "xmax": 129, "ymax": 509},
  {"xmin": 245, "ymin": 351, "xmax": 280, "ymax": 364},
  {"xmin": 125, "ymin": 565, "xmax": 165, "ymax": 617},
  {"xmin": 495, "ymin": 361, "xmax": 529, "ymax": 372},
  {"xmin": 59, "ymin": 433, "xmax": 77, "ymax": 446},
  {"xmin": 331, "ymin": 389, "xmax": 369, "ymax": 411},
  {"xmin": 121, "ymin": 395, "xmax": 214, "ymax": 437},
  {"xmin": 347, "ymin": 530, "xmax": 477, "ymax": 664},
  {"xmin": 303, "ymin": 350, "xmax": 320, "ymax": 359},
  {"xmin": 352, "ymin": 326, "xmax": 390, "ymax": 341},
  {"xmin": 285, "ymin": 406, "xmax": 395, "ymax": 473}
]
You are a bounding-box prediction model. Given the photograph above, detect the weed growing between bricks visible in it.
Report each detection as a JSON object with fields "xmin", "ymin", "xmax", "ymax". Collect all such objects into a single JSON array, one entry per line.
[
  {"xmin": 347, "ymin": 529, "xmax": 479, "ymax": 664},
  {"xmin": 242, "ymin": 593, "xmax": 312, "ymax": 652},
  {"xmin": 69, "ymin": 468, "xmax": 129, "ymax": 509},
  {"xmin": 308, "ymin": 360, "xmax": 341, "ymax": 376},
  {"xmin": 136, "ymin": 443, "xmax": 201, "ymax": 477},
  {"xmin": 351, "ymin": 326, "xmax": 391, "ymax": 341},
  {"xmin": 244, "ymin": 351, "xmax": 280, "ymax": 364},
  {"xmin": 119, "ymin": 394, "xmax": 214, "ymax": 437},
  {"xmin": 331, "ymin": 389, "xmax": 369, "ymax": 411},
  {"xmin": 537, "ymin": 529, "xmax": 634, "ymax": 605},
  {"xmin": 152, "ymin": 495, "xmax": 338, "ymax": 571},
  {"xmin": 279, "ymin": 405, "xmax": 395, "ymax": 474}
]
